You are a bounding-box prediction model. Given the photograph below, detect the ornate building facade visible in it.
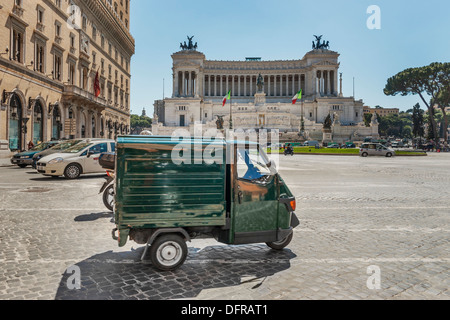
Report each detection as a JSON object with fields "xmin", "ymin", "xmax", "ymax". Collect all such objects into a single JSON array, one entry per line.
[
  {"xmin": 153, "ymin": 36, "xmax": 379, "ymax": 143},
  {"xmin": 0, "ymin": 0, "xmax": 134, "ymax": 156}
]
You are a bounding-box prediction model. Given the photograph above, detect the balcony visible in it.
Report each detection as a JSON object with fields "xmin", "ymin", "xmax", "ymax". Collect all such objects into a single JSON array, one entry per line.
[{"xmin": 62, "ymin": 85, "xmax": 107, "ymax": 110}]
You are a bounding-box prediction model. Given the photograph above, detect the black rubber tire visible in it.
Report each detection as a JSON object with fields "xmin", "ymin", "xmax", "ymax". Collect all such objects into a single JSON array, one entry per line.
[
  {"xmin": 149, "ymin": 234, "xmax": 188, "ymax": 271},
  {"xmin": 386, "ymin": 153, "xmax": 393, "ymax": 158},
  {"xmin": 266, "ymin": 232, "xmax": 293, "ymax": 250},
  {"xmin": 64, "ymin": 163, "xmax": 82, "ymax": 179},
  {"xmin": 102, "ymin": 185, "xmax": 114, "ymax": 211},
  {"xmin": 361, "ymin": 152, "xmax": 369, "ymax": 158},
  {"xmin": 18, "ymin": 164, "xmax": 28, "ymax": 168}
]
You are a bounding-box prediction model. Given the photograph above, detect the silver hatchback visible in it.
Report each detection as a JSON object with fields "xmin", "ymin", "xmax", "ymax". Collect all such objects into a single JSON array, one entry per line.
[{"xmin": 360, "ymin": 143, "xmax": 396, "ymax": 158}]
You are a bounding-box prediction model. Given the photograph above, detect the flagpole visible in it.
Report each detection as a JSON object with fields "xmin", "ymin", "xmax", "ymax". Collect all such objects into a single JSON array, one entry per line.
[{"xmin": 229, "ymin": 92, "xmax": 233, "ymax": 130}]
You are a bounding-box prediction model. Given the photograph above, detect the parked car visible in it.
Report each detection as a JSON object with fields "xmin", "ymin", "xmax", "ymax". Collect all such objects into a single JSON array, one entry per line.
[
  {"xmin": 327, "ymin": 143, "xmax": 340, "ymax": 149},
  {"xmin": 360, "ymin": 143, "xmax": 396, "ymax": 158},
  {"xmin": 10, "ymin": 141, "xmax": 61, "ymax": 168},
  {"xmin": 36, "ymin": 139, "xmax": 116, "ymax": 179},
  {"xmin": 32, "ymin": 139, "xmax": 84, "ymax": 169},
  {"xmin": 304, "ymin": 140, "xmax": 320, "ymax": 147},
  {"xmin": 343, "ymin": 142, "xmax": 356, "ymax": 148}
]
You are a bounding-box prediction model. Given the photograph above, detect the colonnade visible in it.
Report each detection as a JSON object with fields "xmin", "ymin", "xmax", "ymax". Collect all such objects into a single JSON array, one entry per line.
[
  {"xmin": 173, "ymin": 70, "xmax": 339, "ymax": 98},
  {"xmin": 202, "ymin": 74, "xmax": 307, "ymax": 98},
  {"xmin": 315, "ymin": 70, "xmax": 337, "ymax": 96}
]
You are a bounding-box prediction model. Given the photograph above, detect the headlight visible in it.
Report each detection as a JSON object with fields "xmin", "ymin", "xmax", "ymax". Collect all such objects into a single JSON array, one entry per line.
[
  {"xmin": 48, "ymin": 157, "xmax": 64, "ymax": 165},
  {"xmin": 21, "ymin": 156, "xmax": 30, "ymax": 159}
]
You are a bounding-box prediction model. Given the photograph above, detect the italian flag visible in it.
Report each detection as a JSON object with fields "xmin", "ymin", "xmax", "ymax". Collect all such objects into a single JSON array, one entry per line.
[
  {"xmin": 292, "ymin": 90, "xmax": 302, "ymax": 105},
  {"xmin": 223, "ymin": 90, "xmax": 231, "ymax": 107}
]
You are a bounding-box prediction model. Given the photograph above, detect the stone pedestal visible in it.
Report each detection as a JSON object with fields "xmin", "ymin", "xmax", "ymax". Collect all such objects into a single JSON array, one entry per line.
[
  {"xmin": 254, "ymin": 92, "xmax": 266, "ymax": 106},
  {"xmin": 322, "ymin": 129, "xmax": 332, "ymax": 143}
]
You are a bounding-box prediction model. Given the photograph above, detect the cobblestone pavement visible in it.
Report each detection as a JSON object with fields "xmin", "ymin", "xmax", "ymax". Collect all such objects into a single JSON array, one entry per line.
[{"xmin": 0, "ymin": 154, "xmax": 449, "ymax": 300}]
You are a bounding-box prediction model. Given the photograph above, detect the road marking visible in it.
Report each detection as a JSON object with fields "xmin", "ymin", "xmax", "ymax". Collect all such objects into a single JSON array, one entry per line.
[
  {"xmin": 295, "ymin": 228, "xmax": 450, "ymax": 233},
  {"xmin": 1, "ymin": 257, "xmax": 449, "ymax": 265},
  {"xmin": 299, "ymin": 206, "xmax": 450, "ymax": 210},
  {"xmin": 0, "ymin": 208, "xmax": 104, "ymax": 211}
]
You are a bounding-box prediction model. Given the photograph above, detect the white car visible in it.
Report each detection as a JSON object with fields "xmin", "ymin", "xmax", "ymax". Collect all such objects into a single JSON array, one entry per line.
[{"xmin": 36, "ymin": 139, "xmax": 115, "ymax": 179}]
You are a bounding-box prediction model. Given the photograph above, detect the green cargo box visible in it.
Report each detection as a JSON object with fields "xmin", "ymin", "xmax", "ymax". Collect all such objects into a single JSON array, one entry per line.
[{"xmin": 115, "ymin": 136, "xmax": 227, "ymax": 230}]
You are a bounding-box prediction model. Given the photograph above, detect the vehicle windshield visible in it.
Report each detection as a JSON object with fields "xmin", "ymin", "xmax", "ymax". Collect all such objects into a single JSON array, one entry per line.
[
  {"xmin": 50, "ymin": 140, "xmax": 81, "ymax": 151},
  {"xmin": 237, "ymin": 146, "xmax": 276, "ymax": 181},
  {"xmin": 62, "ymin": 143, "xmax": 93, "ymax": 154},
  {"xmin": 31, "ymin": 143, "xmax": 52, "ymax": 152}
]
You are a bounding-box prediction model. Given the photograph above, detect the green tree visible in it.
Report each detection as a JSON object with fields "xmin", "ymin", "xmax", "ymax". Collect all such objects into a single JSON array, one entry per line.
[
  {"xmin": 130, "ymin": 114, "xmax": 152, "ymax": 133},
  {"xmin": 436, "ymin": 84, "xmax": 450, "ymax": 141},
  {"xmin": 412, "ymin": 103, "xmax": 425, "ymax": 139},
  {"xmin": 384, "ymin": 62, "xmax": 450, "ymax": 143},
  {"xmin": 377, "ymin": 112, "xmax": 413, "ymax": 139},
  {"xmin": 364, "ymin": 113, "xmax": 373, "ymax": 127}
]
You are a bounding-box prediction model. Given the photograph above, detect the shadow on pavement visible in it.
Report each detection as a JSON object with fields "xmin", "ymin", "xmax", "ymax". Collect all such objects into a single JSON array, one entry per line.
[
  {"xmin": 28, "ymin": 174, "xmax": 106, "ymax": 182},
  {"xmin": 74, "ymin": 212, "xmax": 114, "ymax": 222},
  {"xmin": 55, "ymin": 244, "xmax": 296, "ymax": 300}
]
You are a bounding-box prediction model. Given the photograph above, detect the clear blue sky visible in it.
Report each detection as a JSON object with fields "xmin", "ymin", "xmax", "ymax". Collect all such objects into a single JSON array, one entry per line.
[{"xmin": 129, "ymin": 0, "xmax": 450, "ymax": 116}]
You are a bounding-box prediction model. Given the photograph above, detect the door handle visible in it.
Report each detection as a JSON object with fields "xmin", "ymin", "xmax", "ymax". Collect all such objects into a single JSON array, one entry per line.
[{"xmin": 238, "ymin": 191, "xmax": 243, "ymax": 204}]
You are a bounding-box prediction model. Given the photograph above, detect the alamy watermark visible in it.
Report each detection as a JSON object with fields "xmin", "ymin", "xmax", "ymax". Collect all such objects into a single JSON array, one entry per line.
[
  {"xmin": 66, "ymin": 5, "xmax": 82, "ymax": 30},
  {"xmin": 170, "ymin": 125, "xmax": 280, "ymax": 168},
  {"xmin": 66, "ymin": 265, "xmax": 81, "ymax": 290},
  {"xmin": 367, "ymin": 5, "xmax": 381, "ymax": 30},
  {"xmin": 366, "ymin": 265, "xmax": 381, "ymax": 290}
]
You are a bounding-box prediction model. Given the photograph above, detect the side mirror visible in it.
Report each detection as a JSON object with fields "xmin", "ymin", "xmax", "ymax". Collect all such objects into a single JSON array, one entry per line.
[
  {"xmin": 87, "ymin": 151, "xmax": 93, "ymax": 158},
  {"xmin": 267, "ymin": 159, "xmax": 277, "ymax": 171}
]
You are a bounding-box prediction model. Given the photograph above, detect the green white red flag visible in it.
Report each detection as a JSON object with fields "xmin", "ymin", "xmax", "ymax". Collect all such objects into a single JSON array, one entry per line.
[
  {"xmin": 292, "ymin": 90, "xmax": 302, "ymax": 105},
  {"xmin": 223, "ymin": 90, "xmax": 231, "ymax": 107}
]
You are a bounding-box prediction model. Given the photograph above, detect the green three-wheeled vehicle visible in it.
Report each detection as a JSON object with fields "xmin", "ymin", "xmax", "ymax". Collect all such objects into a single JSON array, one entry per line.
[{"xmin": 112, "ymin": 135, "xmax": 299, "ymax": 271}]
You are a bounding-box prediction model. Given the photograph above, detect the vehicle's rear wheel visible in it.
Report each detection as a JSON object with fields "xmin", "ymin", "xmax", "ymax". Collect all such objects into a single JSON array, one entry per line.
[
  {"xmin": 149, "ymin": 234, "xmax": 188, "ymax": 271},
  {"xmin": 361, "ymin": 152, "xmax": 369, "ymax": 158},
  {"xmin": 64, "ymin": 163, "xmax": 81, "ymax": 179},
  {"xmin": 103, "ymin": 185, "xmax": 114, "ymax": 211},
  {"xmin": 266, "ymin": 232, "xmax": 293, "ymax": 250}
]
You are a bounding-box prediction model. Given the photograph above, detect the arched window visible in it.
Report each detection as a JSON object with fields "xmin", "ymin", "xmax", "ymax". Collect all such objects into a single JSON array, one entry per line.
[
  {"xmin": 8, "ymin": 93, "xmax": 23, "ymax": 151},
  {"xmin": 52, "ymin": 106, "xmax": 61, "ymax": 140},
  {"xmin": 33, "ymin": 101, "xmax": 44, "ymax": 145}
]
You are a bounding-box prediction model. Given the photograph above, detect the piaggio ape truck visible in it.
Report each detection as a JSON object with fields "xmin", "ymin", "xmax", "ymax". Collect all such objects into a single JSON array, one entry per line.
[{"xmin": 112, "ymin": 135, "xmax": 299, "ymax": 271}]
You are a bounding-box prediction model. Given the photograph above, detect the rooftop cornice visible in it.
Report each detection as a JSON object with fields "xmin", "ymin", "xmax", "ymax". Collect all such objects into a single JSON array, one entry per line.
[{"xmin": 83, "ymin": 0, "xmax": 135, "ymax": 55}]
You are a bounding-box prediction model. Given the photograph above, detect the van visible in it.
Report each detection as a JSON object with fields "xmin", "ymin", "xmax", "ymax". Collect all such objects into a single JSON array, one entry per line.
[{"xmin": 360, "ymin": 143, "xmax": 395, "ymax": 158}]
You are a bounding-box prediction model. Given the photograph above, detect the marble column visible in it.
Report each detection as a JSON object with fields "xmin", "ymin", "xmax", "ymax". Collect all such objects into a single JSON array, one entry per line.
[
  {"xmin": 244, "ymin": 75, "xmax": 247, "ymax": 97},
  {"xmin": 286, "ymin": 75, "xmax": 289, "ymax": 96},
  {"xmin": 181, "ymin": 72, "xmax": 185, "ymax": 97},
  {"xmin": 238, "ymin": 76, "xmax": 241, "ymax": 97},
  {"xmin": 327, "ymin": 71, "xmax": 331, "ymax": 96},
  {"xmin": 280, "ymin": 75, "xmax": 283, "ymax": 96}
]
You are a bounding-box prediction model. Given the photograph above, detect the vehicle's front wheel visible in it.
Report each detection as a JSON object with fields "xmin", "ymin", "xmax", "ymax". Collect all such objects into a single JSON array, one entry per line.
[
  {"xmin": 266, "ymin": 232, "xmax": 293, "ymax": 250},
  {"xmin": 149, "ymin": 234, "xmax": 188, "ymax": 271},
  {"xmin": 64, "ymin": 163, "xmax": 81, "ymax": 179},
  {"xmin": 386, "ymin": 153, "xmax": 393, "ymax": 158}
]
